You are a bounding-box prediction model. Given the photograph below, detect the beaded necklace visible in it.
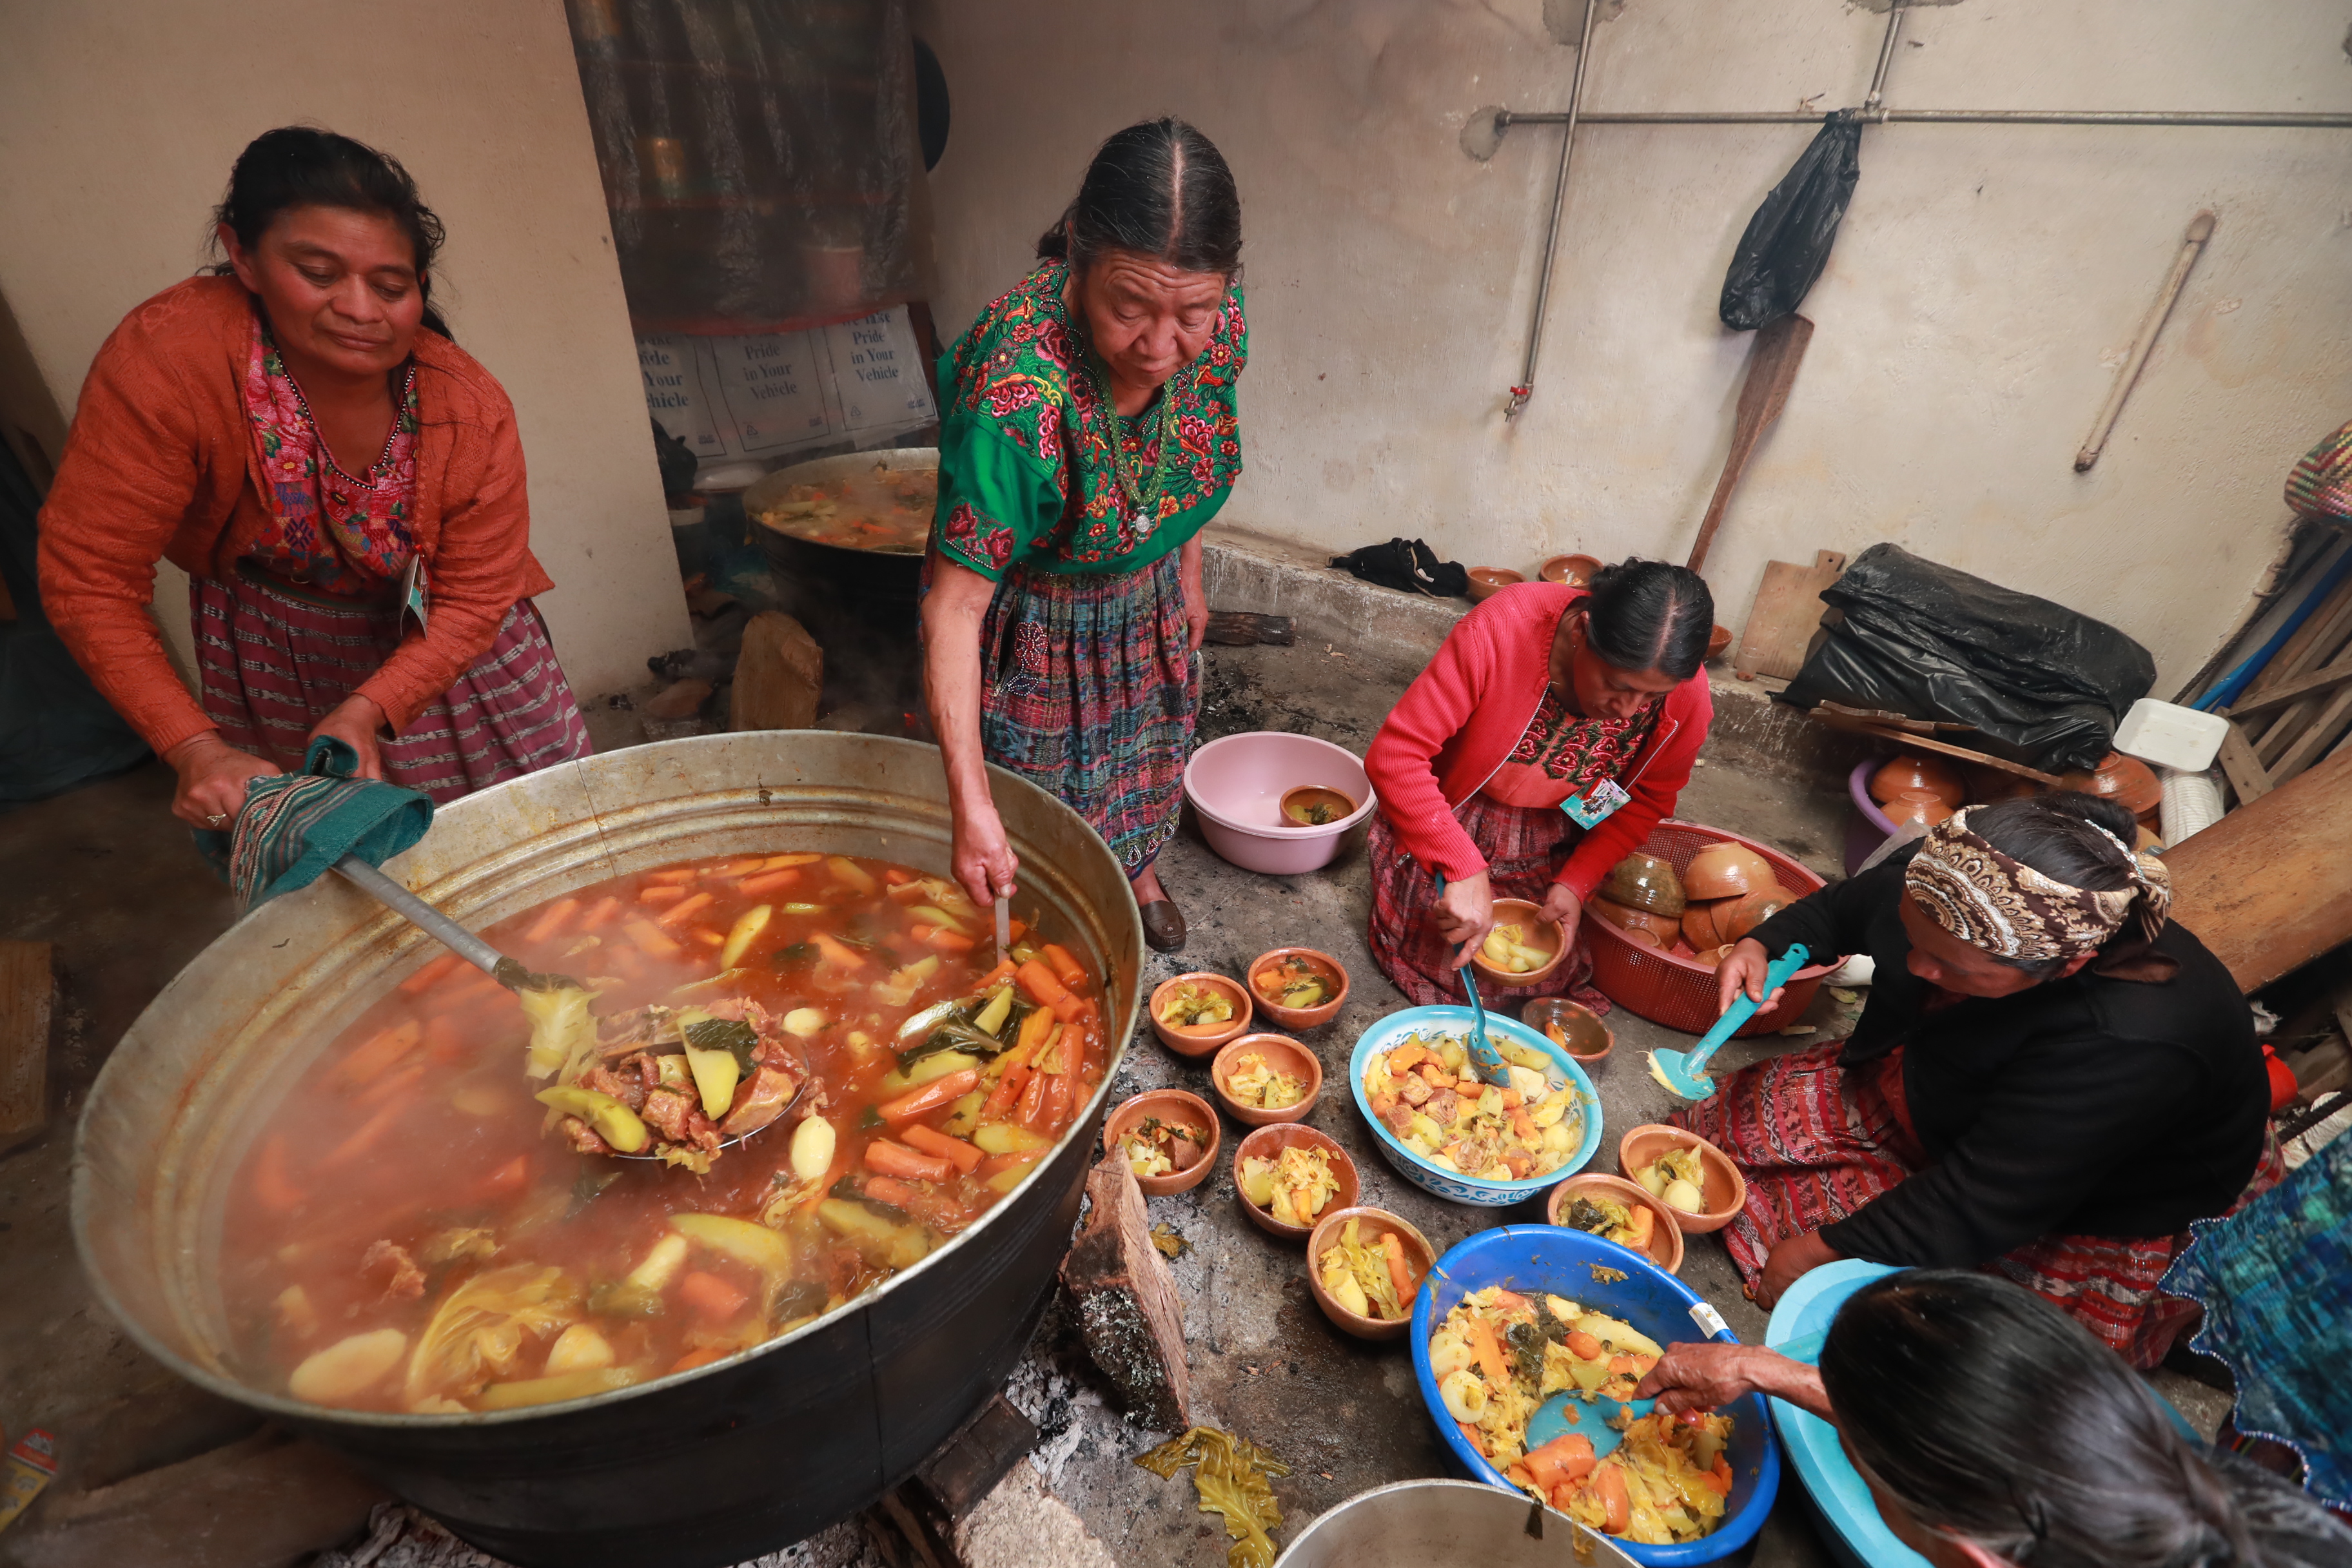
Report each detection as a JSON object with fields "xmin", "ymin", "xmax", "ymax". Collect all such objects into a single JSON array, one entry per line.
[{"xmin": 1082, "ymin": 342, "xmax": 1188, "ymax": 530}]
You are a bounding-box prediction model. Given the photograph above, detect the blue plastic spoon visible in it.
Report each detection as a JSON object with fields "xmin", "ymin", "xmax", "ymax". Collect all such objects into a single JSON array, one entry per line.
[
  {"xmin": 1527, "ymin": 1389, "xmax": 1655, "ymax": 1460},
  {"xmin": 1646, "ymin": 943, "xmax": 1810, "ymax": 1101}
]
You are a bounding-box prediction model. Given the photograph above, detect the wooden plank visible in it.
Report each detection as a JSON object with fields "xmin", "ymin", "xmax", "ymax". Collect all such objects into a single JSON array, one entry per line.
[
  {"xmin": 2226, "ymin": 653, "xmax": 2352, "ymax": 718},
  {"xmin": 2242, "ymin": 572, "xmax": 2352, "ymax": 750},
  {"xmin": 1060, "ymin": 1155, "xmax": 1192, "ymax": 1432},
  {"xmin": 729, "ymin": 611, "xmax": 823, "ymax": 732},
  {"xmin": 1733, "ymin": 549, "xmax": 1845, "ymax": 681},
  {"xmin": 0, "ymin": 941, "xmax": 53, "ymax": 1149},
  {"xmin": 1805, "ymin": 710, "xmax": 2062, "ymax": 785},
  {"xmin": 2272, "ymin": 683, "xmax": 2352, "ymax": 784},
  {"xmin": 2215, "ymin": 723, "xmax": 2275, "ymax": 805},
  {"xmin": 2166, "ymin": 748, "xmax": 2352, "ymax": 992}
]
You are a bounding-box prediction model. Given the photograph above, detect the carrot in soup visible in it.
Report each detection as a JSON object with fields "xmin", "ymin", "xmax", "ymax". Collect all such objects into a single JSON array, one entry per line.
[
  {"xmin": 655, "ymin": 892, "xmax": 714, "ymax": 929},
  {"xmin": 625, "ymin": 919, "xmax": 683, "ymax": 960},
  {"xmin": 400, "ymin": 953, "xmax": 463, "ymax": 995},
  {"xmin": 810, "ymin": 934, "xmax": 866, "ymax": 970},
  {"xmin": 878, "ymin": 1069, "xmax": 981, "ymax": 1124},
  {"xmin": 865, "ymin": 1139, "xmax": 953, "ymax": 1183},
  {"xmin": 648, "ymin": 868, "xmax": 699, "ymax": 885},
  {"xmin": 251, "ymin": 1135, "xmax": 303, "ymax": 1215},
  {"xmin": 922, "ymin": 927, "xmax": 976, "ymax": 955},
  {"xmin": 678, "ymin": 1271, "xmax": 748, "ymax": 1319},
  {"xmin": 861, "ymin": 1175, "xmax": 921, "ymax": 1208},
  {"xmin": 897, "ymin": 1124, "xmax": 982, "ymax": 1173},
  {"xmin": 638, "ymin": 885, "xmax": 688, "ymax": 906},
  {"xmin": 580, "ymin": 896, "xmax": 622, "ymax": 930},
  {"xmin": 523, "ymin": 898, "xmax": 579, "ymax": 945},
  {"xmin": 320, "ymin": 1101, "xmax": 402, "ymax": 1168},
  {"xmin": 737, "ymin": 868, "xmax": 799, "ymax": 897},
  {"xmin": 332, "ymin": 1020, "xmax": 421, "ymax": 1090},
  {"xmin": 1040, "ymin": 944, "xmax": 1087, "ymax": 989}
]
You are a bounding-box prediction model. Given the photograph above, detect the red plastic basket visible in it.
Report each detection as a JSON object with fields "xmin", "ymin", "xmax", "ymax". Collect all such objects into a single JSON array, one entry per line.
[{"xmin": 1586, "ymin": 819, "xmax": 1837, "ymax": 1036}]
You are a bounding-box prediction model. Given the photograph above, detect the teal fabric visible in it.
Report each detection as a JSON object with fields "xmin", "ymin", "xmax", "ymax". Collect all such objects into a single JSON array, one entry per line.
[{"xmin": 197, "ymin": 736, "xmax": 434, "ymax": 912}]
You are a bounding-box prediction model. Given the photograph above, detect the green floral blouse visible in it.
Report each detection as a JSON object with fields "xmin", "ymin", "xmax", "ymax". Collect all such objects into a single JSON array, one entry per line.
[{"xmin": 932, "ymin": 258, "xmax": 1246, "ymax": 580}]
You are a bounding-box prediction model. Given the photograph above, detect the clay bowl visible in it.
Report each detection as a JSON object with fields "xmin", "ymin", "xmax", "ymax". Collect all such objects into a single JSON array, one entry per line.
[
  {"xmin": 1148, "ymin": 972, "xmax": 1254, "ymax": 1057},
  {"xmin": 1870, "ymin": 754, "xmax": 1966, "ymax": 808},
  {"xmin": 1520, "ymin": 996, "xmax": 1612, "ymax": 1064},
  {"xmin": 1716, "ymin": 887, "xmax": 1794, "ymax": 945},
  {"xmin": 1306, "ymin": 1206, "xmax": 1437, "ymax": 1340},
  {"xmin": 1102, "ymin": 1088, "xmax": 1222, "ymax": 1197},
  {"xmin": 1539, "ymin": 553, "xmax": 1603, "ymax": 586},
  {"xmin": 2061, "ymin": 751, "xmax": 2163, "ymax": 818},
  {"xmin": 1233, "ymin": 1123, "xmax": 1361, "ymax": 1241},
  {"xmin": 1882, "ymin": 789, "xmax": 1953, "ymax": 829},
  {"xmin": 1683, "ymin": 841, "xmax": 1776, "ymax": 901},
  {"xmin": 1545, "ymin": 1173, "xmax": 1686, "ymax": 1275},
  {"xmin": 1247, "ymin": 946, "xmax": 1350, "ymax": 1030},
  {"xmin": 1466, "ymin": 567, "xmax": 1525, "ymax": 602},
  {"xmin": 1688, "ymin": 945, "xmax": 1736, "ymax": 969},
  {"xmin": 1600, "ymin": 852, "xmax": 1687, "ymax": 918},
  {"xmin": 1622, "ymin": 926, "xmax": 1665, "ymax": 950},
  {"xmin": 1280, "ymin": 784, "xmax": 1361, "ymax": 828},
  {"xmin": 1617, "ymin": 1124, "xmax": 1745, "ymax": 1234},
  {"xmin": 1707, "ymin": 623, "xmax": 1733, "ymax": 661},
  {"xmin": 1469, "ymin": 897, "xmax": 1567, "ymax": 986},
  {"xmin": 1210, "ymin": 1033, "xmax": 1324, "ymax": 1128},
  {"xmin": 1591, "ymin": 897, "xmax": 1681, "ymax": 948},
  {"xmin": 1681, "ymin": 899, "xmax": 1727, "ymax": 952}
]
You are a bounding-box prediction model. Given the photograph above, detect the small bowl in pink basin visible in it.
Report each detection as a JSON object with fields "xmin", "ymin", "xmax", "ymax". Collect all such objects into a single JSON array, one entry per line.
[{"xmin": 1184, "ymin": 732, "xmax": 1377, "ymax": 876}]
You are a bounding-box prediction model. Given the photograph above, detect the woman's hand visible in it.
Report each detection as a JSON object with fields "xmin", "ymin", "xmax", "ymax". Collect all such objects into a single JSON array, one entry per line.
[
  {"xmin": 1540, "ymin": 881, "xmax": 1583, "ymax": 950},
  {"xmin": 309, "ymin": 695, "xmax": 391, "ymax": 781},
  {"xmin": 1636, "ymin": 1341, "xmax": 1832, "ymax": 1422},
  {"xmin": 1714, "ymin": 937, "xmax": 1783, "ymax": 1016},
  {"xmin": 950, "ymin": 795, "xmax": 1021, "ymax": 913},
  {"xmin": 164, "ymin": 732, "xmax": 281, "ymax": 828},
  {"xmin": 1435, "ymin": 869, "xmax": 1494, "ymax": 968},
  {"xmin": 1179, "ymin": 536, "xmax": 1209, "ymax": 652},
  {"xmin": 1757, "ymin": 1229, "xmax": 1843, "ymax": 1309},
  {"xmin": 920, "ymin": 554, "xmax": 1022, "ymax": 910}
]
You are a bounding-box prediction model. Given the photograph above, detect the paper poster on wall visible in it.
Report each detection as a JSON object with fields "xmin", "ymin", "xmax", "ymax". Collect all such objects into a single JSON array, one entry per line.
[{"xmin": 638, "ymin": 306, "xmax": 936, "ymax": 473}]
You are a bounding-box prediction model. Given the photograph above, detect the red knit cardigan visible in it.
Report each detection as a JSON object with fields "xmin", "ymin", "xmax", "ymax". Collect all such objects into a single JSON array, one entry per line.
[
  {"xmin": 37, "ymin": 275, "xmax": 554, "ymax": 756},
  {"xmin": 1363, "ymin": 582, "xmax": 1712, "ymax": 895}
]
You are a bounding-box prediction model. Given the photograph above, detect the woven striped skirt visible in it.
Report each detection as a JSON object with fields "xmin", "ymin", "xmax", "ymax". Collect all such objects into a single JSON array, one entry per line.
[
  {"xmin": 191, "ymin": 571, "xmax": 593, "ymax": 804},
  {"xmin": 976, "ymin": 554, "xmax": 1196, "ymax": 877},
  {"xmin": 1671, "ymin": 1040, "xmax": 2286, "ymax": 1367}
]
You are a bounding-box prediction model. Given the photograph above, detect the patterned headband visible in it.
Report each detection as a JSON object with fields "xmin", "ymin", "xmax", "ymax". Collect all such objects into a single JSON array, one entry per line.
[{"xmin": 1905, "ymin": 805, "xmax": 2172, "ymax": 964}]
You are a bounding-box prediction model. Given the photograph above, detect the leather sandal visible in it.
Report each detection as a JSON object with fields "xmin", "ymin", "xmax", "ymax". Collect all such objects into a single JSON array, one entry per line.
[{"xmin": 1139, "ymin": 899, "xmax": 1187, "ymax": 954}]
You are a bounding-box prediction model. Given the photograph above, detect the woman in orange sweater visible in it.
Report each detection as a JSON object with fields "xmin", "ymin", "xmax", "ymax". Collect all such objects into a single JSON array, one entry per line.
[{"xmin": 39, "ymin": 127, "xmax": 590, "ymax": 826}]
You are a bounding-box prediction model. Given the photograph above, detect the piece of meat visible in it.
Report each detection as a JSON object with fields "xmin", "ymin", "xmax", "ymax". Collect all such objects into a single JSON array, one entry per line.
[
  {"xmin": 720, "ymin": 1061, "xmax": 800, "ymax": 1139},
  {"xmin": 361, "ymin": 1239, "xmax": 425, "ymax": 1300},
  {"xmin": 1426, "ymin": 1088, "xmax": 1461, "ymax": 1126},
  {"xmin": 642, "ymin": 1088, "xmax": 722, "ymax": 1153},
  {"xmin": 560, "ymin": 1118, "xmax": 615, "ymax": 1157},
  {"xmin": 1384, "ymin": 1101, "xmax": 1418, "ymax": 1137},
  {"xmin": 1398, "ymin": 1075, "xmax": 1433, "ymax": 1108},
  {"xmin": 582, "ymin": 1063, "xmax": 647, "ymax": 1112}
]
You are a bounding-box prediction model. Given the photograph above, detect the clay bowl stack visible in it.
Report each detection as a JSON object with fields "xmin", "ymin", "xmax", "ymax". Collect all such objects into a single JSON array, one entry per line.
[
  {"xmin": 1590, "ymin": 854, "xmax": 1685, "ymax": 950},
  {"xmin": 1676, "ymin": 842, "xmax": 1790, "ymax": 963}
]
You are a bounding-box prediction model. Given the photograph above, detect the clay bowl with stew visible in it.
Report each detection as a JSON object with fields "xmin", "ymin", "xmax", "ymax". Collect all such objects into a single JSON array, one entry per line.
[
  {"xmin": 1233, "ymin": 1123, "xmax": 1360, "ymax": 1242},
  {"xmin": 1520, "ymin": 995, "xmax": 1612, "ymax": 1065},
  {"xmin": 1306, "ymin": 1206, "xmax": 1436, "ymax": 1340},
  {"xmin": 1592, "ymin": 897, "xmax": 1682, "ymax": 948},
  {"xmin": 1683, "ymin": 841, "xmax": 1777, "ymax": 901},
  {"xmin": 1102, "ymin": 1089, "xmax": 1221, "ymax": 1197},
  {"xmin": 1618, "ymin": 1124, "xmax": 1745, "ymax": 1234},
  {"xmin": 1870, "ymin": 754, "xmax": 1965, "ymax": 808},
  {"xmin": 1545, "ymin": 1172, "xmax": 1685, "ymax": 1275},
  {"xmin": 1601, "ymin": 852, "xmax": 1687, "ymax": 918},
  {"xmin": 1247, "ymin": 946, "xmax": 1350, "ymax": 1030},
  {"xmin": 1469, "ymin": 897, "xmax": 1567, "ymax": 986},
  {"xmin": 1466, "ymin": 567, "xmax": 1525, "ymax": 602},
  {"xmin": 1210, "ymin": 1033, "xmax": 1324, "ymax": 1128},
  {"xmin": 1540, "ymin": 553, "xmax": 1603, "ymax": 586},
  {"xmin": 1148, "ymin": 972, "xmax": 1253, "ymax": 1057}
]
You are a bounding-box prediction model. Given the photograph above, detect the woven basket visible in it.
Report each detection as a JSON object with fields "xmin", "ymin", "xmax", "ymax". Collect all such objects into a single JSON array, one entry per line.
[{"xmin": 1587, "ymin": 819, "xmax": 1836, "ymax": 1035}]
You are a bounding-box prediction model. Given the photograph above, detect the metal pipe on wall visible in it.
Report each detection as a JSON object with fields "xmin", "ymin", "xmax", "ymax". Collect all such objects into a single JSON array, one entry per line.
[
  {"xmin": 1492, "ymin": 108, "xmax": 2352, "ymax": 129},
  {"xmin": 1505, "ymin": 0, "xmax": 1600, "ymax": 420}
]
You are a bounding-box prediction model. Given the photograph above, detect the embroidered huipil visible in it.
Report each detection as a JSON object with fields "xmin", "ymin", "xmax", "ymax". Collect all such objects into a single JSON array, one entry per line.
[
  {"xmin": 931, "ymin": 259, "xmax": 1246, "ymax": 580},
  {"xmin": 239, "ymin": 314, "xmax": 421, "ymax": 598},
  {"xmin": 1480, "ymin": 685, "xmax": 1661, "ymax": 810}
]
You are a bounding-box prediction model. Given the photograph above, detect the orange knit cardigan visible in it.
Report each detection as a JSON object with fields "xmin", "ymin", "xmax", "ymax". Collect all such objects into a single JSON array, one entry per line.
[{"xmin": 37, "ymin": 275, "xmax": 555, "ymax": 756}]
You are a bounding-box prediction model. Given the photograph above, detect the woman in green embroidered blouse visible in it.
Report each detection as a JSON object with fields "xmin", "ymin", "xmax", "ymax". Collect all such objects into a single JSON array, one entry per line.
[{"xmin": 920, "ymin": 118, "xmax": 1246, "ymax": 952}]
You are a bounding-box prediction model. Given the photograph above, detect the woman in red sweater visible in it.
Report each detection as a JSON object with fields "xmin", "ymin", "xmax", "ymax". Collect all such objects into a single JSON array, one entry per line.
[
  {"xmin": 1363, "ymin": 560, "xmax": 1714, "ymax": 1008},
  {"xmin": 39, "ymin": 128, "xmax": 589, "ymax": 827}
]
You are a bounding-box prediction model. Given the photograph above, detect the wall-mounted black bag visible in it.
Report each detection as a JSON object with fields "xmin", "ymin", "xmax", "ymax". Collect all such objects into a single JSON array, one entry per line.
[{"xmin": 1720, "ymin": 110, "xmax": 1865, "ymax": 331}]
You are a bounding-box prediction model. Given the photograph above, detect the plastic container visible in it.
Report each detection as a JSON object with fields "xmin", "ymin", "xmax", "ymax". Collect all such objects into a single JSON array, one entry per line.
[
  {"xmin": 1412, "ymin": 1226, "xmax": 1780, "ymax": 1565},
  {"xmin": 2113, "ymin": 698, "xmax": 2231, "ymax": 773},
  {"xmin": 1586, "ymin": 821, "xmax": 1835, "ymax": 1035},
  {"xmin": 2159, "ymin": 765, "xmax": 2227, "ymax": 848},
  {"xmin": 1349, "ymin": 1006, "xmax": 1602, "ymax": 1206},
  {"xmin": 1841, "ymin": 759, "xmax": 1896, "ymax": 876},
  {"xmin": 1184, "ymin": 732, "xmax": 1377, "ymax": 876}
]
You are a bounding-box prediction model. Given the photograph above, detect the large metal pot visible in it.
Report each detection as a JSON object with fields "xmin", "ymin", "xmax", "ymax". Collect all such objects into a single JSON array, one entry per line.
[
  {"xmin": 73, "ymin": 734, "xmax": 1141, "ymax": 1568},
  {"xmin": 745, "ymin": 446, "xmax": 932, "ymax": 626}
]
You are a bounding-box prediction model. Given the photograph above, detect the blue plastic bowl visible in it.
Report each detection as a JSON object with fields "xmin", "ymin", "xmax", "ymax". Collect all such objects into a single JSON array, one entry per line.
[
  {"xmin": 1411, "ymin": 1225, "xmax": 1780, "ymax": 1565},
  {"xmin": 1349, "ymin": 1006, "xmax": 1602, "ymax": 1206}
]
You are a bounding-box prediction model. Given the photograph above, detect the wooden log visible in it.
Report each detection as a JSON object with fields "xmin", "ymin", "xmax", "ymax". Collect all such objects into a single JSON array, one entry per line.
[
  {"xmin": 2165, "ymin": 749, "xmax": 2352, "ymax": 992},
  {"xmin": 729, "ymin": 612, "xmax": 824, "ymax": 732},
  {"xmin": 1060, "ymin": 1154, "xmax": 1192, "ymax": 1433},
  {"xmin": 0, "ymin": 941, "xmax": 53, "ymax": 1151}
]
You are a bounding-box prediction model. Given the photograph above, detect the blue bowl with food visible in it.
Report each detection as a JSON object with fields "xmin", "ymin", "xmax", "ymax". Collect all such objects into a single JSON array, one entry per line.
[
  {"xmin": 1349, "ymin": 1005, "xmax": 1602, "ymax": 1206},
  {"xmin": 1411, "ymin": 1225, "xmax": 1779, "ymax": 1565}
]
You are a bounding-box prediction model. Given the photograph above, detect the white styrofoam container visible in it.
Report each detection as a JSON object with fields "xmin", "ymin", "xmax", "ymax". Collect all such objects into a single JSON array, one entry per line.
[{"xmin": 2113, "ymin": 698, "xmax": 2230, "ymax": 772}]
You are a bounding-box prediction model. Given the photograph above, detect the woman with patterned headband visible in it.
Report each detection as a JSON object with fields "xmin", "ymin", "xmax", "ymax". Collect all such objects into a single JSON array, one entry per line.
[{"xmin": 1674, "ymin": 790, "xmax": 2278, "ymax": 1366}]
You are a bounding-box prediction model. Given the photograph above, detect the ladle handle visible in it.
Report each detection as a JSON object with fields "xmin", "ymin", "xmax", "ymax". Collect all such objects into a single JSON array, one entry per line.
[{"xmin": 335, "ymin": 855, "xmax": 510, "ymax": 981}]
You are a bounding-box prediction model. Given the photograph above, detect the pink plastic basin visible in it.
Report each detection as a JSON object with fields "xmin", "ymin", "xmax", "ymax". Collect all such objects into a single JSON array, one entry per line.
[{"xmin": 1184, "ymin": 732, "xmax": 1377, "ymax": 876}]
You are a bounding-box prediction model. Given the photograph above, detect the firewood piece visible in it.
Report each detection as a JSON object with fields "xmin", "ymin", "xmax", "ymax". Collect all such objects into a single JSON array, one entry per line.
[
  {"xmin": 1204, "ymin": 611, "xmax": 1296, "ymax": 647},
  {"xmin": 729, "ymin": 612, "xmax": 824, "ymax": 732},
  {"xmin": 1061, "ymin": 1155, "xmax": 1193, "ymax": 1431},
  {"xmin": 0, "ymin": 941, "xmax": 52, "ymax": 1152}
]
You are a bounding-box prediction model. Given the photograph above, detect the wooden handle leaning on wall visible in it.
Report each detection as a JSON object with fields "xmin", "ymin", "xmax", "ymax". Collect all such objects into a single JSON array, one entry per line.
[
  {"xmin": 2073, "ymin": 211, "xmax": 2215, "ymax": 473},
  {"xmin": 1686, "ymin": 311, "xmax": 1814, "ymax": 577}
]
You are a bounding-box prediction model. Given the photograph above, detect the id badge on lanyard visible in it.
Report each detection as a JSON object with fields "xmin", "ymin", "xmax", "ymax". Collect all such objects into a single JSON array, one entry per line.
[
  {"xmin": 397, "ymin": 554, "xmax": 431, "ymax": 640},
  {"xmin": 1561, "ymin": 776, "xmax": 1629, "ymax": 830}
]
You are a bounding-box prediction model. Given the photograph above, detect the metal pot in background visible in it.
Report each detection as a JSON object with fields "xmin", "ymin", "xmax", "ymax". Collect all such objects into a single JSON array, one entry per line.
[
  {"xmin": 73, "ymin": 733, "xmax": 1142, "ymax": 1568},
  {"xmin": 745, "ymin": 446, "xmax": 934, "ymax": 629},
  {"xmin": 1276, "ymin": 1479, "xmax": 1638, "ymax": 1567}
]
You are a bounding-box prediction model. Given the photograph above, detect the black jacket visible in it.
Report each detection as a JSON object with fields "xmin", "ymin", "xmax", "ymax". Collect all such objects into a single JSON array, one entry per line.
[{"xmin": 1747, "ymin": 847, "xmax": 2269, "ymax": 1267}]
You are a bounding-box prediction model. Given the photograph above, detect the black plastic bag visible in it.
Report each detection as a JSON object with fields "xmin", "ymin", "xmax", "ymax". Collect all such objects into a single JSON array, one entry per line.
[
  {"xmin": 1778, "ymin": 544, "xmax": 2156, "ymax": 774},
  {"xmin": 1720, "ymin": 111, "xmax": 1864, "ymax": 331},
  {"xmin": 1329, "ymin": 538, "xmax": 1469, "ymax": 598}
]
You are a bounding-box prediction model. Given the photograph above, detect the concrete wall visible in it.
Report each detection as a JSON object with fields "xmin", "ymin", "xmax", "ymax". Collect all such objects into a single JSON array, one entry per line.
[
  {"xmin": 0, "ymin": 0, "xmax": 686, "ymax": 701},
  {"xmin": 914, "ymin": 0, "xmax": 2352, "ymax": 693}
]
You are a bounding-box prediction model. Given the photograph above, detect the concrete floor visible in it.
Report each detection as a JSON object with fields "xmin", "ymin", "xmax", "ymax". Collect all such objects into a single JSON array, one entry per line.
[{"xmin": 0, "ymin": 629, "xmax": 2230, "ymax": 1567}]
